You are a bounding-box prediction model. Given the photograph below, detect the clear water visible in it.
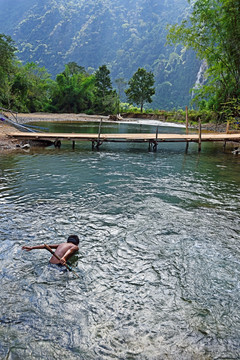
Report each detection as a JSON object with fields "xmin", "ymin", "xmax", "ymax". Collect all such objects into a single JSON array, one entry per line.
[{"xmin": 0, "ymin": 121, "xmax": 240, "ymax": 359}]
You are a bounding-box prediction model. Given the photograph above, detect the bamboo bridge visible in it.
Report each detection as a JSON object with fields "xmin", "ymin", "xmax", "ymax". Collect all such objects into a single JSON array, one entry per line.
[
  {"xmin": 2, "ymin": 109, "xmax": 239, "ymax": 152},
  {"xmin": 8, "ymin": 129, "xmax": 240, "ymax": 151}
]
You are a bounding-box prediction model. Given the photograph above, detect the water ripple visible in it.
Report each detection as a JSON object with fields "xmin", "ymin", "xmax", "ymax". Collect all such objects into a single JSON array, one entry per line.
[{"xmin": 0, "ymin": 132, "xmax": 240, "ymax": 359}]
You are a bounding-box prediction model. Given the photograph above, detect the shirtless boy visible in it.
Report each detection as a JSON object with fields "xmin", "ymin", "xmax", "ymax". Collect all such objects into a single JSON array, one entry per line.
[{"xmin": 22, "ymin": 235, "xmax": 79, "ymax": 266}]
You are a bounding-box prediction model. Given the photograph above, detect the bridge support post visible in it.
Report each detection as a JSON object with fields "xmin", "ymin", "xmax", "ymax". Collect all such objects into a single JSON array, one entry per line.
[
  {"xmin": 54, "ymin": 139, "xmax": 61, "ymax": 148},
  {"xmin": 186, "ymin": 106, "xmax": 189, "ymax": 135},
  {"xmin": 96, "ymin": 141, "xmax": 102, "ymax": 149},
  {"xmin": 153, "ymin": 126, "xmax": 159, "ymax": 152},
  {"xmin": 198, "ymin": 118, "xmax": 202, "ymax": 152},
  {"xmin": 91, "ymin": 140, "xmax": 103, "ymax": 150},
  {"xmin": 153, "ymin": 141, "xmax": 158, "ymax": 152},
  {"xmin": 226, "ymin": 121, "xmax": 230, "ymax": 134}
]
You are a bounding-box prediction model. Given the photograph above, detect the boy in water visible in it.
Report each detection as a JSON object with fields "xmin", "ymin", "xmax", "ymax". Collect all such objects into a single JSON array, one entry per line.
[{"xmin": 22, "ymin": 235, "xmax": 79, "ymax": 266}]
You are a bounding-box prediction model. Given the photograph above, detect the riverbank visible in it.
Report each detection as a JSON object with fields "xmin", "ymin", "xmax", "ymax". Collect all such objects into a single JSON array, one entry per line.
[
  {"xmin": 0, "ymin": 121, "xmax": 21, "ymax": 151},
  {"xmin": 15, "ymin": 112, "xmax": 234, "ymax": 133},
  {"xmin": 14, "ymin": 112, "xmax": 227, "ymax": 131},
  {"xmin": 0, "ymin": 112, "xmax": 239, "ymax": 152}
]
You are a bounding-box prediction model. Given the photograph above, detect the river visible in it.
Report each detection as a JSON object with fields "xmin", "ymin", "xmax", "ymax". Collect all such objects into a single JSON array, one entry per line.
[{"xmin": 0, "ymin": 121, "xmax": 239, "ymax": 359}]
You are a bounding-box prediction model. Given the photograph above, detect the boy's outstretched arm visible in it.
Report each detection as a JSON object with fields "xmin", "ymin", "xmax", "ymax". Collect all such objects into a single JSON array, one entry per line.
[
  {"xmin": 22, "ymin": 244, "xmax": 46, "ymax": 251},
  {"xmin": 22, "ymin": 244, "xmax": 59, "ymax": 251}
]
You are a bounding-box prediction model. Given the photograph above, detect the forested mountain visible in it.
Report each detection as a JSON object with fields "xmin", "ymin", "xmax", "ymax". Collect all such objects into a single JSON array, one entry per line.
[{"xmin": 0, "ymin": 0, "xmax": 200, "ymax": 109}]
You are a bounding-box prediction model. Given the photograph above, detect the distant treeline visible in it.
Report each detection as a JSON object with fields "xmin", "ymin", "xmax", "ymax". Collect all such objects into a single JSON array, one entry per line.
[
  {"xmin": 0, "ymin": 0, "xmax": 195, "ymax": 110},
  {"xmin": 1, "ymin": 0, "xmax": 240, "ymax": 125},
  {"xmin": 1, "ymin": 33, "xmax": 157, "ymax": 115},
  {"xmin": 0, "ymin": 36, "xmax": 115, "ymax": 114}
]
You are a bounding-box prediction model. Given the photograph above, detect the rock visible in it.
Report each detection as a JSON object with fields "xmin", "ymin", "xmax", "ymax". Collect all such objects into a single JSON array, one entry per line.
[
  {"xmin": 21, "ymin": 143, "xmax": 31, "ymax": 150},
  {"xmin": 232, "ymin": 147, "xmax": 240, "ymax": 155}
]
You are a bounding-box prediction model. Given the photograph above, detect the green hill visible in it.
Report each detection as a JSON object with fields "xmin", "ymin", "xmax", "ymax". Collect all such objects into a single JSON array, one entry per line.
[{"xmin": 0, "ymin": 0, "xmax": 200, "ymax": 109}]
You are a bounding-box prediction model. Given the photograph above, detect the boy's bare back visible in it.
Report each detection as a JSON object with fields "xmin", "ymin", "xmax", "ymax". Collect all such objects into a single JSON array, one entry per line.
[{"xmin": 50, "ymin": 243, "xmax": 78, "ymax": 264}]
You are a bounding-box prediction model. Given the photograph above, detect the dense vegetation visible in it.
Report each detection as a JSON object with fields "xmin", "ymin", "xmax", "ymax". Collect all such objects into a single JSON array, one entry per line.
[
  {"xmin": 0, "ymin": 0, "xmax": 199, "ymax": 110},
  {"xmin": 1, "ymin": 35, "xmax": 155, "ymax": 114},
  {"xmin": 168, "ymin": 0, "xmax": 240, "ymax": 121},
  {"xmin": 0, "ymin": 36, "xmax": 117, "ymax": 114},
  {"xmin": 0, "ymin": 0, "xmax": 239, "ymax": 123}
]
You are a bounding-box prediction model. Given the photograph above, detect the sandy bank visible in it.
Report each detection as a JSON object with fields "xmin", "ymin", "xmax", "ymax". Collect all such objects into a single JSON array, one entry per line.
[
  {"xmin": 0, "ymin": 121, "xmax": 21, "ymax": 151},
  {"xmin": 15, "ymin": 112, "xmax": 231, "ymax": 132},
  {"xmin": 16, "ymin": 112, "xmax": 107, "ymax": 124}
]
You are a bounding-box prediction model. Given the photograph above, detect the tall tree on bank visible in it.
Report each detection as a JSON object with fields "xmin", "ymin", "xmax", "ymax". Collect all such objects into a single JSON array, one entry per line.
[
  {"xmin": 94, "ymin": 65, "xmax": 117, "ymax": 114},
  {"xmin": 167, "ymin": 0, "xmax": 240, "ymax": 117},
  {"xmin": 125, "ymin": 68, "xmax": 155, "ymax": 113}
]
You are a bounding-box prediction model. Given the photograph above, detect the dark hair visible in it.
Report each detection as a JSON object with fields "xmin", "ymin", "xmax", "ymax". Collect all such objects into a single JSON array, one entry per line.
[{"xmin": 67, "ymin": 235, "xmax": 79, "ymax": 245}]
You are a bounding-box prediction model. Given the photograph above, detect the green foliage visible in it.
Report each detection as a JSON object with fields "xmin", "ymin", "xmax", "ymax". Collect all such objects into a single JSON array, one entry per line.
[
  {"xmin": 64, "ymin": 62, "xmax": 86, "ymax": 76},
  {"xmin": 125, "ymin": 68, "xmax": 155, "ymax": 112},
  {"xmin": 48, "ymin": 64, "xmax": 95, "ymax": 113},
  {"xmin": 0, "ymin": 33, "xmax": 53, "ymax": 112},
  {"xmin": 161, "ymin": 108, "xmax": 218, "ymax": 125},
  {"xmin": 220, "ymin": 98, "xmax": 240, "ymax": 123},
  {"xmin": 94, "ymin": 65, "xmax": 118, "ymax": 114},
  {"xmin": 94, "ymin": 65, "xmax": 112, "ymax": 98},
  {"xmin": 0, "ymin": 34, "xmax": 17, "ymax": 107},
  {"xmin": 0, "ymin": 33, "xmax": 16, "ymax": 73},
  {"xmin": 11, "ymin": 62, "xmax": 52, "ymax": 112},
  {"xmin": 0, "ymin": 37, "xmax": 118, "ymax": 114},
  {"xmin": 4, "ymin": 0, "xmax": 239, "ymax": 120},
  {"xmin": 167, "ymin": 0, "xmax": 240, "ymax": 120},
  {"xmin": 0, "ymin": 34, "xmax": 52, "ymax": 112},
  {"xmin": 0, "ymin": 0, "xmax": 196, "ymax": 110}
]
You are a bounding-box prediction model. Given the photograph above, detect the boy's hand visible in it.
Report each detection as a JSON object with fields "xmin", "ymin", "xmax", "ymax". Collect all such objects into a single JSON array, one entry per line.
[
  {"xmin": 22, "ymin": 246, "xmax": 33, "ymax": 251},
  {"xmin": 60, "ymin": 257, "xmax": 66, "ymax": 265}
]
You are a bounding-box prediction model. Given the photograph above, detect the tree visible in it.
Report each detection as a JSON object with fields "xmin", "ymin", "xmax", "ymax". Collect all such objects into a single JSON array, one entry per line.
[
  {"xmin": 94, "ymin": 65, "xmax": 112, "ymax": 98},
  {"xmin": 167, "ymin": 0, "xmax": 240, "ymax": 117},
  {"xmin": 49, "ymin": 63, "xmax": 95, "ymax": 113},
  {"xmin": 64, "ymin": 62, "xmax": 86, "ymax": 76},
  {"xmin": 125, "ymin": 68, "xmax": 155, "ymax": 112},
  {"xmin": 0, "ymin": 34, "xmax": 17, "ymax": 108},
  {"xmin": 94, "ymin": 65, "xmax": 117, "ymax": 113},
  {"xmin": 0, "ymin": 34, "xmax": 16, "ymax": 74}
]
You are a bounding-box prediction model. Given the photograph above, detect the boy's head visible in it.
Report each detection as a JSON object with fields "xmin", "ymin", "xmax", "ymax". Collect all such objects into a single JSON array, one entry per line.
[{"xmin": 67, "ymin": 235, "xmax": 79, "ymax": 246}]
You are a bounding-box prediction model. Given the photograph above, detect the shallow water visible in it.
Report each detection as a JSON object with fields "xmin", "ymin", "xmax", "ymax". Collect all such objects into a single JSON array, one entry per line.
[{"xmin": 0, "ymin": 122, "xmax": 240, "ymax": 359}]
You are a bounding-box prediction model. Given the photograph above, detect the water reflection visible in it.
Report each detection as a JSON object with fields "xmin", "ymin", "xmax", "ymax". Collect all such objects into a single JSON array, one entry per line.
[{"xmin": 0, "ymin": 123, "xmax": 239, "ymax": 359}]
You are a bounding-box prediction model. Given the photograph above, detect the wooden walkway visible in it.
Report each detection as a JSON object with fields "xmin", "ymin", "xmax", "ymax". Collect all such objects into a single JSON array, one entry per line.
[{"xmin": 9, "ymin": 130, "xmax": 240, "ymax": 151}]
